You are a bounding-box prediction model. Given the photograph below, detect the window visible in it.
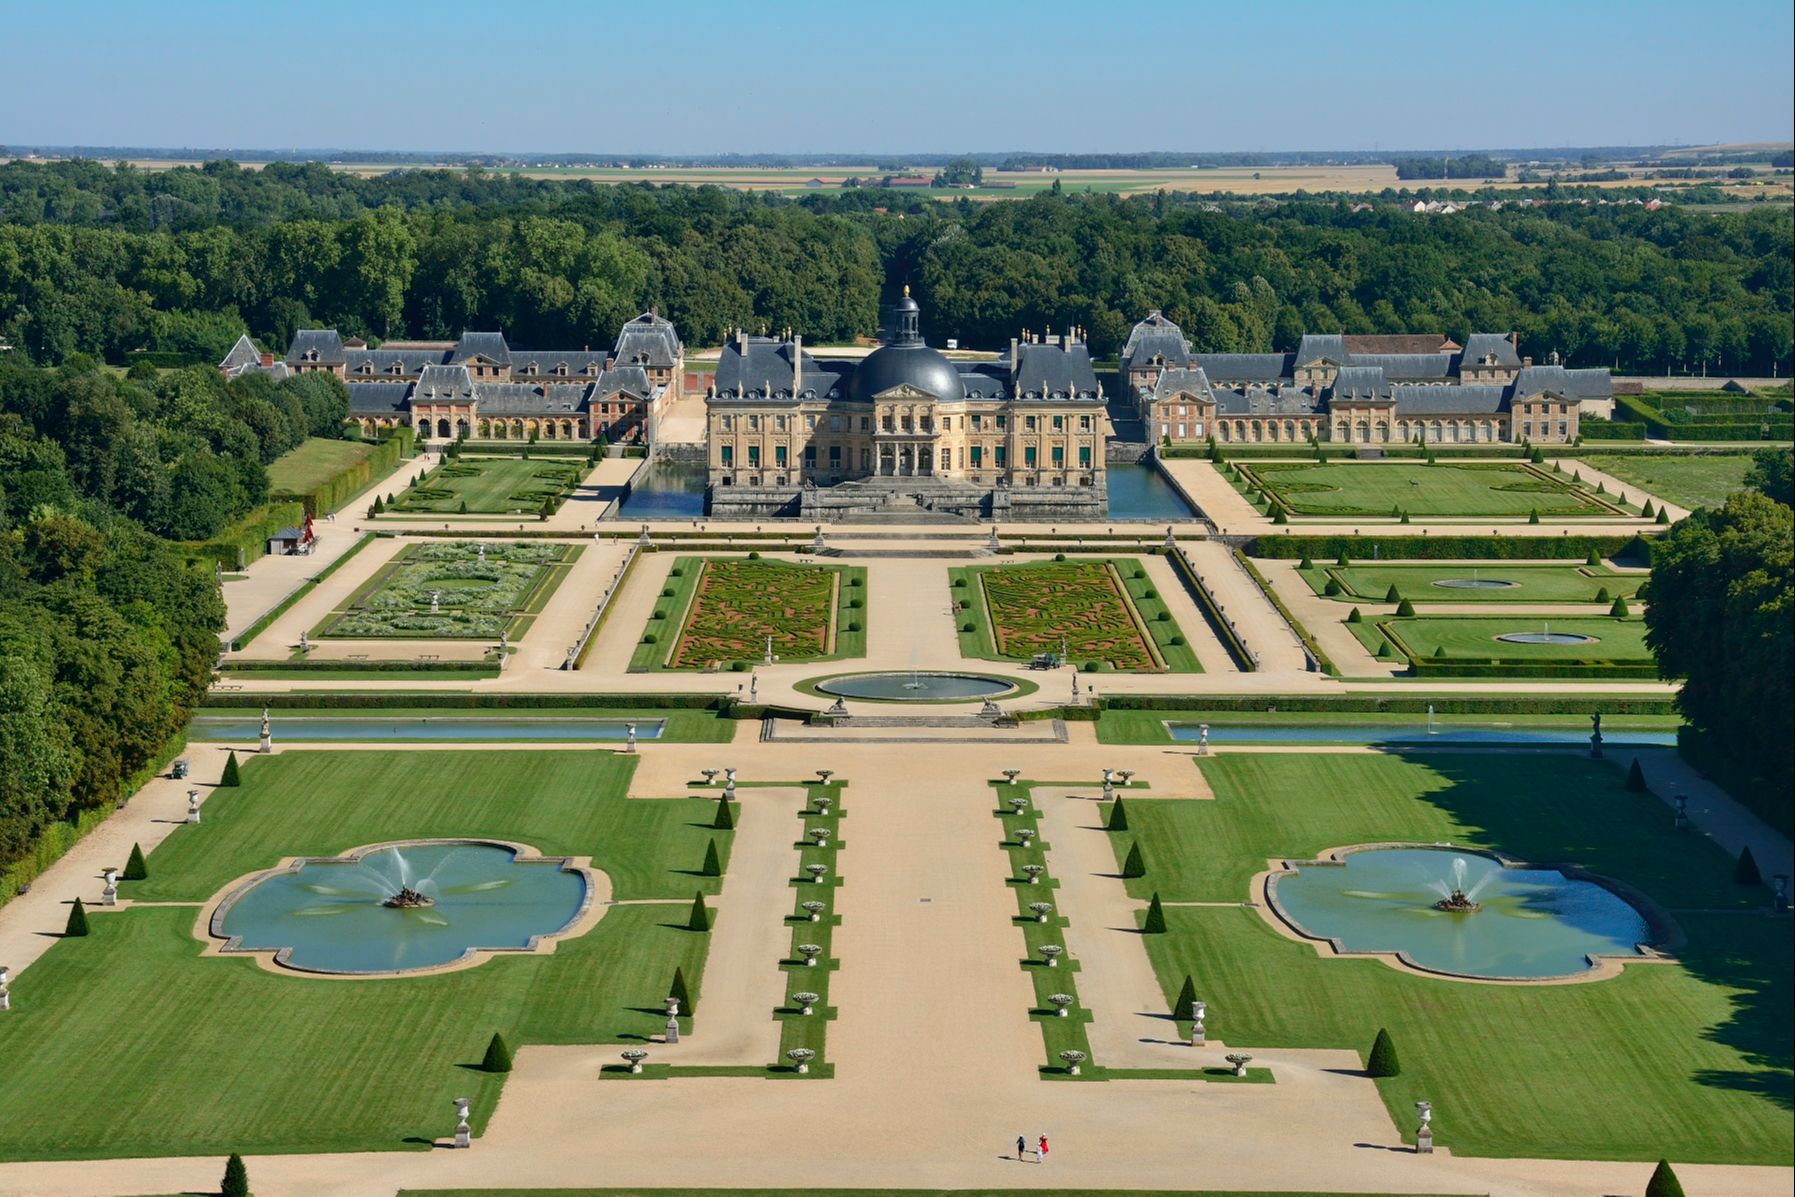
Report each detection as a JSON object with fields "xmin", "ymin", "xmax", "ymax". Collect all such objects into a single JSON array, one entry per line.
[
  {"xmin": 747, "ymin": 445, "xmax": 760, "ymax": 466},
  {"xmin": 995, "ymin": 446, "xmax": 1007, "ymax": 466},
  {"xmin": 971, "ymin": 413, "xmax": 983, "ymax": 430},
  {"xmin": 1079, "ymin": 415, "xmax": 1091, "ymax": 430},
  {"xmin": 829, "ymin": 414, "xmax": 842, "ymax": 432},
  {"xmin": 1052, "ymin": 415, "xmax": 1063, "ymax": 431},
  {"xmin": 720, "ymin": 445, "xmax": 733, "ymax": 465},
  {"xmin": 1024, "ymin": 446, "xmax": 1038, "ymax": 467},
  {"xmin": 749, "ymin": 414, "xmax": 760, "ymax": 431},
  {"xmin": 775, "ymin": 415, "xmax": 787, "ymax": 431},
  {"xmin": 829, "ymin": 445, "xmax": 841, "ymax": 466},
  {"xmin": 775, "ymin": 445, "xmax": 788, "ymax": 466},
  {"xmin": 1051, "ymin": 446, "xmax": 1064, "ymax": 466},
  {"xmin": 1176, "ymin": 424, "xmax": 1186, "ymax": 440},
  {"xmin": 803, "ymin": 444, "xmax": 816, "ymax": 466},
  {"xmin": 1078, "ymin": 445, "xmax": 1091, "ymax": 467},
  {"xmin": 969, "ymin": 445, "xmax": 983, "ymax": 467},
  {"xmin": 996, "ymin": 414, "xmax": 1007, "ymax": 430},
  {"xmin": 1522, "ymin": 421, "xmax": 1532, "ymax": 438},
  {"xmin": 805, "ymin": 414, "xmax": 816, "ymax": 430},
  {"xmin": 720, "ymin": 414, "xmax": 733, "ymax": 431},
  {"xmin": 1025, "ymin": 416, "xmax": 1037, "ymax": 431}
]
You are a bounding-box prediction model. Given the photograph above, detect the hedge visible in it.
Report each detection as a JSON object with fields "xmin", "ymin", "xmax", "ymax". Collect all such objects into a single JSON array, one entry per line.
[
  {"xmin": 1248, "ymin": 533, "xmax": 1654, "ymax": 562},
  {"xmin": 1577, "ymin": 419, "xmax": 1648, "ymax": 441},
  {"xmin": 219, "ymin": 658, "xmax": 494, "ymax": 673},
  {"xmin": 1096, "ymin": 693, "xmax": 1676, "ymax": 715},
  {"xmin": 201, "ymin": 691, "xmax": 727, "ymax": 711},
  {"xmin": 180, "ymin": 501, "xmax": 308, "ymax": 569}
]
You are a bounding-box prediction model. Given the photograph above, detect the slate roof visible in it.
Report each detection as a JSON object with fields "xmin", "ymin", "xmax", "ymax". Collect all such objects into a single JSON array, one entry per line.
[
  {"xmin": 472, "ymin": 383, "xmax": 590, "ymax": 415},
  {"xmin": 287, "ymin": 329, "xmax": 346, "ymax": 366},
  {"xmin": 1328, "ymin": 366, "xmax": 1393, "ymax": 402},
  {"xmin": 219, "ymin": 334, "xmax": 261, "ymax": 374},
  {"xmin": 1348, "ymin": 353, "xmax": 1455, "ymax": 381},
  {"xmin": 345, "ymin": 348, "xmax": 451, "ymax": 376},
  {"xmin": 1561, "ymin": 368, "xmax": 1613, "ymax": 399},
  {"xmin": 1149, "ymin": 367, "xmax": 1216, "ymax": 404},
  {"xmin": 451, "ymin": 331, "xmax": 513, "ymax": 366},
  {"xmin": 347, "ymin": 382, "xmax": 413, "ymax": 414},
  {"xmin": 1213, "ymin": 385, "xmax": 1321, "ymax": 417},
  {"xmin": 959, "ymin": 365, "xmax": 1012, "ymax": 401},
  {"xmin": 1293, "ymin": 334, "xmax": 1350, "ymax": 366},
  {"xmin": 613, "ymin": 311, "xmax": 683, "ymax": 369},
  {"xmin": 1118, "ymin": 310, "xmax": 1193, "ymax": 369},
  {"xmin": 1388, "ymin": 384, "xmax": 1509, "ymax": 414},
  {"xmin": 1012, "ymin": 341, "xmax": 1100, "ymax": 400},
  {"xmin": 713, "ymin": 337, "xmax": 841, "ymax": 400},
  {"xmin": 1460, "ymin": 333, "xmax": 1521, "ymax": 369},
  {"xmin": 415, "ymin": 364, "xmax": 477, "ymax": 401},
  {"xmin": 1193, "ymin": 353, "xmax": 1293, "ymax": 383},
  {"xmin": 1342, "ymin": 334, "xmax": 1457, "ymax": 355},
  {"xmin": 593, "ymin": 366, "xmax": 653, "ymax": 399},
  {"xmin": 511, "ymin": 350, "xmax": 610, "ymax": 377}
]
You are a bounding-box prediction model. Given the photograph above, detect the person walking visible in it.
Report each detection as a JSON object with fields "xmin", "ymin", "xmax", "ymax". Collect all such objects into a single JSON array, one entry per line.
[
  {"xmin": 1016, "ymin": 1134, "xmax": 1028, "ymax": 1161},
  {"xmin": 1038, "ymin": 1133, "xmax": 1049, "ymax": 1164}
]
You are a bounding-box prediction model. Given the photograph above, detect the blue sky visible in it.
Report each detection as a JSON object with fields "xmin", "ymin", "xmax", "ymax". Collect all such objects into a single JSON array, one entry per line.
[{"xmin": 3, "ymin": 0, "xmax": 1790, "ymax": 154}]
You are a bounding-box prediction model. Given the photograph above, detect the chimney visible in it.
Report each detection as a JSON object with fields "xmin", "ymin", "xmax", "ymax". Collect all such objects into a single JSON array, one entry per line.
[
  {"xmin": 1522, "ymin": 356, "xmax": 1533, "ymax": 368},
  {"xmin": 1010, "ymin": 337, "xmax": 1018, "ymax": 368},
  {"xmin": 259, "ymin": 351, "xmax": 274, "ymax": 368},
  {"xmin": 1510, "ymin": 331, "xmax": 1518, "ymax": 349},
  {"xmin": 791, "ymin": 334, "xmax": 802, "ymax": 391}
]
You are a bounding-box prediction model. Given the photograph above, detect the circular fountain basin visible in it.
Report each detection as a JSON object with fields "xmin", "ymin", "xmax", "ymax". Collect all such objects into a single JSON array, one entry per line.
[
  {"xmin": 814, "ymin": 671, "xmax": 1018, "ymax": 702},
  {"xmin": 1496, "ymin": 631, "xmax": 1597, "ymax": 645},
  {"xmin": 211, "ymin": 841, "xmax": 590, "ymax": 975},
  {"xmin": 1433, "ymin": 578, "xmax": 1520, "ymax": 590},
  {"xmin": 1267, "ymin": 847, "xmax": 1651, "ymax": 980}
]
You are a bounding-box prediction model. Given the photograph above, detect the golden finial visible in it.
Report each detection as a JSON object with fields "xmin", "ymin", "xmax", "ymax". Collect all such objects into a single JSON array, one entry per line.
[{"xmin": 903, "ymin": 284, "xmax": 910, "ymax": 297}]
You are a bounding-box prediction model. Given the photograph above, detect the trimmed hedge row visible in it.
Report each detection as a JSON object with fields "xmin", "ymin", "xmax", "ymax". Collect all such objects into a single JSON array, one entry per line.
[
  {"xmin": 230, "ymin": 533, "xmax": 376, "ymax": 650},
  {"xmin": 181, "ymin": 501, "xmax": 308, "ymax": 569},
  {"xmin": 202, "ymin": 691, "xmax": 728, "ymax": 711},
  {"xmin": 1165, "ymin": 548, "xmax": 1254, "ymax": 671},
  {"xmin": 1404, "ymin": 659, "xmax": 1662, "ymax": 680},
  {"xmin": 219, "ymin": 658, "xmax": 493, "ymax": 673},
  {"xmin": 1577, "ymin": 419, "xmax": 1648, "ymax": 441},
  {"xmin": 1098, "ymin": 693, "xmax": 1675, "ymax": 715},
  {"xmin": 1249, "ymin": 533, "xmax": 1654, "ymax": 562}
]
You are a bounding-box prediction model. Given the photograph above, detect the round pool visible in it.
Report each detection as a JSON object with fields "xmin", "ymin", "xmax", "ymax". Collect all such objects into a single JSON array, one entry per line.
[
  {"xmin": 1267, "ymin": 846, "xmax": 1652, "ymax": 980},
  {"xmin": 1497, "ymin": 631, "xmax": 1597, "ymax": 645},
  {"xmin": 211, "ymin": 841, "xmax": 591, "ymax": 975},
  {"xmin": 1433, "ymin": 578, "xmax": 1520, "ymax": 590},
  {"xmin": 815, "ymin": 671, "xmax": 1017, "ymax": 702}
]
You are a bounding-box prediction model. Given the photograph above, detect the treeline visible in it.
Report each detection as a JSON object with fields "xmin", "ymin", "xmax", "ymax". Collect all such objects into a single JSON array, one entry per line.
[
  {"xmin": 1393, "ymin": 154, "xmax": 1508, "ymax": 179},
  {"xmin": 0, "ymin": 161, "xmax": 1790, "ymax": 377},
  {"xmin": 1644, "ymin": 450, "xmax": 1793, "ymax": 834},
  {"xmin": 0, "ymin": 357, "xmax": 349, "ymax": 540}
]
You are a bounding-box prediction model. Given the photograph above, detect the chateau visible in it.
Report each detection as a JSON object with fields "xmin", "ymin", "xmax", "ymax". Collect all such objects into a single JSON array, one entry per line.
[
  {"xmin": 704, "ymin": 291, "xmax": 1109, "ymax": 519},
  {"xmin": 221, "ymin": 313, "xmax": 684, "ymax": 444},
  {"xmin": 1119, "ymin": 311, "xmax": 1612, "ymax": 446}
]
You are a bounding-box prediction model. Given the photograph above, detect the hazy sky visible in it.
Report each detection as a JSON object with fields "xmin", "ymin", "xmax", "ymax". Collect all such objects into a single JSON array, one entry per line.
[{"xmin": 4, "ymin": 0, "xmax": 1791, "ymax": 154}]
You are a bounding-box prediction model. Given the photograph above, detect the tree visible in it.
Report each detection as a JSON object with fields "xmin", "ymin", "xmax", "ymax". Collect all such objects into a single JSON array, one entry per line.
[
  {"xmin": 221, "ymin": 1153, "xmax": 250, "ymax": 1197},
  {"xmin": 1172, "ymin": 974, "xmax": 1197, "ymax": 1022},
  {"xmin": 1625, "ymin": 758, "xmax": 1648, "ymax": 793},
  {"xmin": 1384, "ymin": 585, "xmax": 1401, "ymax": 603},
  {"xmin": 1107, "ymin": 797, "xmax": 1128, "ymax": 831},
  {"xmin": 65, "ymin": 897, "xmax": 90, "ymax": 937},
  {"xmin": 1745, "ymin": 448, "xmax": 1792, "ymax": 507},
  {"xmin": 1347, "ymin": 607, "xmax": 1363, "ymax": 623},
  {"xmin": 1142, "ymin": 891, "xmax": 1166, "ymax": 934},
  {"xmin": 1121, "ymin": 841, "xmax": 1145, "ymax": 878},
  {"xmin": 221, "ymin": 750, "xmax": 241, "ymax": 786},
  {"xmin": 700, "ymin": 838, "xmax": 722, "ymax": 877},
  {"xmin": 669, "ymin": 965, "xmax": 694, "ymax": 1016},
  {"xmin": 1366, "ymin": 1027, "xmax": 1400, "ymax": 1077},
  {"xmin": 712, "ymin": 793, "xmax": 734, "ymax": 830},
  {"xmin": 1734, "ymin": 845, "xmax": 1762, "ymax": 887},
  {"xmin": 123, "ymin": 842, "xmax": 148, "ymax": 881},
  {"xmin": 687, "ymin": 891, "xmax": 711, "ymax": 931},
  {"xmin": 1644, "ymin": 1159, "xmax": 1686, "ymax": 1197},
  {"xmin": 1395, "ymin": 598, "xmax": 1415, "ymax": 617},
  {"xmin": 481, "ymin": 1032, "xmax": 514, "ymax": 1073}
]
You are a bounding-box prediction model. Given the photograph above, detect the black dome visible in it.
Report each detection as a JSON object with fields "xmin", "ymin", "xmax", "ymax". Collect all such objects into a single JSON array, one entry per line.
[{"xmin": 845, "ymin": 343, "xmax": 966, "ymax": 404}]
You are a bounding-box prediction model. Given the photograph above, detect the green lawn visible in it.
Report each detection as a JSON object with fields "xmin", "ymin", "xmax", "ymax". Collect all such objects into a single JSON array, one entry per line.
[
  {"xmin": 195, "ymin": 705, "xmax": 737, "ymax": 743},
  {"xmin": 267, "ymin": 437, "xmax": 381, "ymax": 495},
  {"xmin": 0, "ymin": 751, "xmax": 735, "ymax": 1160},
  {"xmin": 391, "ymin": 456, "xmax": 585, "ymax": 515},
  {"xmin": 1577, "ymin": 454, "xmax": 1759, "ymax": 511},
  {"xmin": 1382, "ymin": 615, "xmax": 1651, "ymax": 662},
  {"xmin": 1244, "ymin": 462, "xmax": 1608, "ymax": 518},
  {"xmin": 951, "ymin": 559, "xmax": 1200, "ymax": 672},
  {"xmin": 1092, "ymin": 707, "xmax": 1680, "ymax": 745},
  {"xmin": 1103, "ymin": 752, "xmax": 1790, "ymax": 1164},
  {"xmin": 1298, "ymin": 562, "xmax": 1645, "ymax": 604},
  {"xmin": 633, "ymin": 556, "xmax": 867, "ymax": 671},
  {"xmin": 317, "ymin": 540, "xmax": 579, "ymax": 640}
]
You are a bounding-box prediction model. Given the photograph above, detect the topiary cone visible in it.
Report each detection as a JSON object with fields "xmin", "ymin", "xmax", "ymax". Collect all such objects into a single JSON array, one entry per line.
[
  {"xmin": 1384, "ymin": 584, "xmax": 1402, "ymax": 603},
  {"xmin": 1366, "ymin": 1027, "xmax": 1400, "ymax": 1077},
  {"xmin": 1107, "ymin": 797, "xmax": 1128, "ymax": 832},
  {"xmin": 221, "ymin": 1152, "xmax": 250, "ymax": 1197},
  {"xmin": 1625, "ymin": 758, "xmax": 1647, "ymax": 793},
  {"xmin": 712, "ymin": 794, "xmax": 734, "ymax": 830},
  {"xmin": 1644, "ymin": 1158, "xmax": 1686, "ymax": 1197},
  {"xmin": 122, "ymin": 842, "xmax": 148, "ymax": 882},
  {"xmin": 701, "ymin": 838, "xmax": 722, "ymax": 877},
  {"xmin": 687, "ymin": 892, "xmax": 711, "ymax": 932},
  {"xmin": 221, "ymin": 750, "xmax": 241, "ymax": 787},
  {"xmin": 481, "ymin": 1031, "xmax": 513, "ymax": 1073},
  {"xmin": 670, "ymin": 965, "xmax": 694, "ymax": 1016},
  {"xmin": 1142, "ymin": 892, "xmax": 1166, "ymax": 934},
  {"xmin": 1172, "ymin": 974, "xmax": 1197, "ymax": 1022},
  {"xmin": 1734, "ymin": 845, "xmax": 1762, "ymax": 887},
  {"xmin": 64, "ymin": 897, "xmax": 90, "ymax": 938},
  {"xmin": 1121, "ymin": 841, "xmax": 1145, "ymax": 879}
]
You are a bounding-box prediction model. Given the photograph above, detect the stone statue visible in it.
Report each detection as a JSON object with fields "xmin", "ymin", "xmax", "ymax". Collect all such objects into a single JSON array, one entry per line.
[
  {"xmin": 259, "ymin": 707, "xmax": 273, "ymax": 753},
  {"xmin": 1589, "ymin": 712, "xmax": 1604, "ymax": 760}
]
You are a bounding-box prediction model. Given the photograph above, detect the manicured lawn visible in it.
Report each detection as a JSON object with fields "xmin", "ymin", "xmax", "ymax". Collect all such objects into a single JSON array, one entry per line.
[
  {"xmin": 1578, "ymin": 453, "xmax": 1759, "ymax": 511},
  {"xmin": 316, "ymin": 540, "xmax": 579, "ymax": 639},
  {"xmin": 1298, "ymin": 562, "xmax": 1645, "ymax": 604},
  {"xmin": 0, "ymin": 750, "xmax": 732, "ymax": 1160},
  {"xmin": 1103, "ymin": 752, "xmax": 1790, "ymax": 1164},
  {"xmin": 1244, "ymin": 461, "xmax": 1607, "ymax": 518},
  {"xmin": 953, "ymin": 558, "xmax": 1199, "ymax": 672},
  {"xmin": 267, "ymin": 437, "xmax": 381, "ymax": 495},
  {"xmin": 1092, "ymin": 707, "xmax": 1680, "ymax": 745},
  {"xmin": 635, "ymin": 556, "xmax": 866, "ymax": 671},
  {"xmin": 391, "ymin": 455, "xmax": 585, "ymax": 515},
  {"xmin": 196, "ymin": 705, "xmax": 738, "ymax": 743},
  {"xmin": 1381, "ymin": 615, "xmax": 1651, "ymax": 662}
]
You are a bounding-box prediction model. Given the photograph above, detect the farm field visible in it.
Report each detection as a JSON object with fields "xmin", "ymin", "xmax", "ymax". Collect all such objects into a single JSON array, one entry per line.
[
  {"xmin": 952, "ymin": 558, "xmax": 1198, "ymax": 672},
  {"xmin": 0, "ymin": 751, "xmax": 728, "ymax": 1160},
  {"xmin": 390, "ymin": 456, "xmax": 584, "ymax": 515},
  {"xmin": 1298, "ymin": 561, "xmax": 1646, "ymax": 604},
  {"xmin": 316, "ymin": 541, "xmax": 578, "ymax": 639},
  {"xmin": 1105, "ymin": 751, "xmax": 1789, "ymax": 1164},
  {"xmin": 1577, "ymin": 453, "xmax": 1760, "ymax": 511},
  {"xmin": 1242, "ymin": 461, "xmax": 1608, "ymax": 519},
  {"xmin": 636, "ymin": 556, "xmax": 866, "ymax": 671}
]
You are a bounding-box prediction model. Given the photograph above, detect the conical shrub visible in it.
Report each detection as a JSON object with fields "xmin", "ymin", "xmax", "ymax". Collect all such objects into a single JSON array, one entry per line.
[
  {"xmin": 1107, "ymin": 797, "xmax": 1128, "ymax": 832},
  {"xmin": 701, "ymin": 838, "xmax": 723, "ymax": 877},
  {"xmin": 1645, "ymin": 1159, "xmax": 1685, "ymax": 1197},
  {"xmin": 1609, "ymin": 596, "xmax": 1630, "ymax": 617},
  {"xmin": 1395, "ymin": 598, "xmax": 1416, "ymax": 617},
  {"xmin": 1121, "ymin": 841, "xmax": 1145, "ymax": 879},
  {"xmin": 1734, "ymin": 845, "xmax": 1762, "ymax": 887},
  {"xmin": 1347, "ymin": 607, "xmax": 1363, "ymax": 623},
  {"xmin": 670, "ymin": 965, "xmax": 694, "ymax": 1016},
  {"xmin": 1384, "ymin": 584, "xmax": 1402, "ymax": 603},
  {"xmin": 1172, "ymin": 974, "xmax": 1198, "ymax": 1022},
  {"xmin": 221, "ymin": 1153, "xmax": 250, "ymax": 1197},
  {"xmin": 64, "ymin": 897, "xmax": 90, "ymax": 937},
  {"xmin": 122, "ymin": 843, "xmax": 148, "ymax": 882},
  {"xmin": 1366, "ymin": 1027, "xmax": 1400, "ymax": 1077},
  {"xmin": 481, "ymin": 1032, "xmax": 513, "ymax": 1073},
  {"xmin": 687, "ymin": 891, "xmax": 711, "ymax": 932},
  {"xmin": 712, "ymin": 794, "xmax": 734, "ymax": 830},
  {"xmin": 1142, "ymin": 892, "xmax": 1166, "ymax": 934},
  {"xmin": 1625, "ymin": 758, "xmax": 1647, "ymax": 793},
  {"xmin": 221, "ymin": 751, "xmax": 241, "ymax": 786}
]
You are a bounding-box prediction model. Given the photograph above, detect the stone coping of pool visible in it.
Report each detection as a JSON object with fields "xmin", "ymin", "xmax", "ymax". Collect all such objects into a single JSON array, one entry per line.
[
  {"xmin": 794, "ymin": 670, "xmax": 1039, "ymax": 704},
  {"xmin": 1252, "ymin": 841, "xmax": 1681, "ymax": 986},
  {"xmin": 195, "ymin": 838, "xmax": 609, "ymax": 980}
]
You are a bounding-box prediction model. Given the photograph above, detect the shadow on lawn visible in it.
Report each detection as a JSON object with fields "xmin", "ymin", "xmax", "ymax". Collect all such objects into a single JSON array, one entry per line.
[{"xmin": 1394, "ymin": 749, "xmax": 1794, "ymax": 1112}]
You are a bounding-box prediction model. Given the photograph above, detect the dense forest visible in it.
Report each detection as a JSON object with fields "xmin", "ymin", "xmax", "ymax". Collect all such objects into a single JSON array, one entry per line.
[{"xmin": 0, "ymin": 160, "xmax": 1788, "ymax": 377}]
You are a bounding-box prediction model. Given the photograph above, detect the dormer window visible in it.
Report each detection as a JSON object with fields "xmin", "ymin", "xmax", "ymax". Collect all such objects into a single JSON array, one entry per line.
[
  {"xmin": 556, "ymin": 364, "xmax": 568, "ymax": 377},
  {"xmin": 359, "ymin": 363, "xmax": 372, "ymax": 374},
  {"xmin": 390, "ymin": 362, "xmax": 403, "ymax": 375}
]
